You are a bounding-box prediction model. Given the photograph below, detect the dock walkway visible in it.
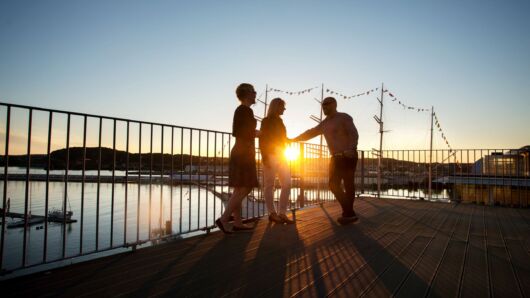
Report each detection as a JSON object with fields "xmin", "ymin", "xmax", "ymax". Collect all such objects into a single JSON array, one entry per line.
[{"xmin": 2, "ymin": 197, "xmax": 529, "ymax": 297}]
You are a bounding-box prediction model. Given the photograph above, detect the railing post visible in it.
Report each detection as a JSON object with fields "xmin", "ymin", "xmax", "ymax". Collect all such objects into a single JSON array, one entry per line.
[
  {"xmin": 298, "ymin": 143, "xmax": 305, "ymax": 208},
  {"xmin": 361, "ymin": 151, "xmax": 365, "ymax": 194}
]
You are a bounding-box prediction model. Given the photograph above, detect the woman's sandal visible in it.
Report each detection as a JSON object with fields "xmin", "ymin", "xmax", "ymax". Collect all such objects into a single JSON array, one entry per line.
[
  {"xmin": 233, "ymin": 224, "xmax": 254, "ymax": 231},
  {"xmin": 279, "ymin": 213, "xmax": 295, "ymax": 224},
  {"xmin": 216, "ymin": 218, "xmax": 233, "ymax": 234},
  {"xmin": 268, "ymin": 212, "xmax": 283, "ymax": 224}
]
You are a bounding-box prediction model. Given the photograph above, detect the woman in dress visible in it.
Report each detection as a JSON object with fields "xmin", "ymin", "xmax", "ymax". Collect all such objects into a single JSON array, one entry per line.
[
  {"xmin": 216, "ymin": 83, "xmax": 259, "ymax": 234},
  {"xmin": 259, "ymin": 98, "xmax": 294, "ymax": 224}
]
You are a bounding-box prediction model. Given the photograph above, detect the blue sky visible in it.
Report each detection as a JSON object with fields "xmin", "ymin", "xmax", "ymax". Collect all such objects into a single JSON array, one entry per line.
[{"xmin": 1, "ymin": 0, "xmax": 529, "ymax": 153}]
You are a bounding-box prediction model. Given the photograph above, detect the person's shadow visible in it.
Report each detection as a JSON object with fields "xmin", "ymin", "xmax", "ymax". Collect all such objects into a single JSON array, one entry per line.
[
  {"xmin": 310, "ymin": 201, "xmax": 434, "ymax": 297},
  {"xmin": 237, "ymin": 221, "xmax": 303, "ymax": 297}
]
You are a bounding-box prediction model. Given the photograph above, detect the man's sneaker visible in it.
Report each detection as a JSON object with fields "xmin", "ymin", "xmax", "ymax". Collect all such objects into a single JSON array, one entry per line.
[{"xmin": 337, "ymin": 215, "xmax": 359, "ymax": 225}]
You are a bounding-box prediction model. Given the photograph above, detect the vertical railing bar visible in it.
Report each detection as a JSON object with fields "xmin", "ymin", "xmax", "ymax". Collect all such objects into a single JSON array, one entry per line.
[
  {"xmin": 0, "ymin": 106, "xmax": 10, "ymax": 271},
  {"xmin": 136, "ymin": 124, "xmax": 141, "ymax": 242},
  {"xmin": 188, "ymin": 129, "xmax": 192, "ymax": 231},
  {"xmin": 360, "ymin": 150, "xmax": 364, "ymax": 195},
  {"xmin": 480, "ymin": 149, "xmax": 483, "ymax": 205},
  {"xmin": 460, "ymin": 150, "xmax": 463, "ymax": 203},
  {"xmin": 96, "ymin": 117, "xmax": 102, "ymax": 251},
  {"xmin": 388, "ymin": 150, "xmax": 391, "ymax": 197},
  {"xmin": 487, "ymin": 149, "xmax": 490, "ymax": 206},
  {"xmin": 472, "ymin": 149, "xmax": 476, "ymax": 204},
  {"xmin": 431, "ymin": 150, "xmax": 435, "ymax": 200},
  {"xmin": 160, "ymin": 126, "xmax": 164, "ymax": 236},
  {"xmin": 403, "ymin": 150, "xmax": 411, "ymax": 197},
  {"xmin": 22, "ymin": 108, "xmax": 33, "ymax": 267},
  {"xmin": 247, "ymin": 138, "xmax": 251, "ymax": 219},
  {"xmin": 205, "ymin": 132, "xmax": 209, "ymax": 227},
  {"xmin": 435, "ymin": 149, "xmax": 438, "ymax": 199},
  {"xmin": 170, "ymin": 127, "xmax": 174, "ymax": 234},
  {"xmin": 254, "ymin": 148, "xmax": 258, "ymax": 218},
  {"xmin": 399, "ymin": 150, "xmax": 403, "ymax": 198},
  {"xmin": 423, "ymin": 150, "xmax": 426, "ymax": 198},
  {"xmin": 213, "ymin": 133, "xmax": 217, "ymax": 225},
  {"xmin": 110, "ymin": 119, "xmax": 116, "ymax": 248},
  {"xmin": 62, "ymin": 113, "xmax": 70, "ymax": 259},
  {"xmin": 406, "ymin": 150, "xmax": 409, "ymax": 198},
  {"xmin": 226, "ymin": 134, "xmax": 232, "ymax": 213},
  {"xmin": 197, "ymin": 130, "xmax": 201, "ymax": 228},
  {"xmin": 148, "ymin": 124, "xmax": 153, "ymax": 240},
  {"xmin": 467, "ymin": 149, "xmax": 470, "ymax": 205},
  {"xmin": 179, "ymin": 128, "xmax": 183, "ymax": 234},
  {"xmin": 44, "ymin": 111, "xmax": 53, "ymax": 262},
  {"xmin": 221, "ymin": 134, "xmax": 225, "ymax": 217},
  {"xmin": 79, "ymin": 115, "xmax": 86, "ymax": 255},
  {"xmin": 124, "ymin": 121, "xmax": 129, "ymax": 245}
]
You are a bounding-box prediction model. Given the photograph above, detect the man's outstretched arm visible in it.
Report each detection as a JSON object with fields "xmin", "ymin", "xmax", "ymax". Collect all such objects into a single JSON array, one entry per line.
[{"xmin": 292, "ymin": 125, "xmax": 322, "ymax": 142}]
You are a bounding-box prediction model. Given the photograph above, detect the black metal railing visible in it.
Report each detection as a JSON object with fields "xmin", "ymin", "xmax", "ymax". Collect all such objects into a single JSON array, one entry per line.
[
  {"xmin": 0, "ymin": 102, "xmax": 334, "ymax": 274},
  {"xmin": 1, "ymin": 101, "xmax": 528, "ymax": 275},
  {"xmin": 359, "ymin": 148, "xmax": 529, "ymax": 205}
]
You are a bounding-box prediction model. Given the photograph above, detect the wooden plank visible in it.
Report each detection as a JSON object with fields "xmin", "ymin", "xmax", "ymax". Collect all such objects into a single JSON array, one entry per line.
[
  {"xmin": 461, "ymin": 235, "xmax": 489, "ymax": 298},
  {"xmin": 505, "ymin": 239, "xmax": 530, "ymax": 297},
  {"xmin": 488, "ymin": 246, "xmax": 521, "ymax": 298},
  {"xmin": 324, "ymin": 201, "xmax": 438, "ymax": 297},
  {"xmin": 427, "ymin": 204, "xmax": 472, "ymax": 297},
  {"xmin": 460, "ymin": 205, "xmax": 489, "ymax": 298},
  {"xmin": 394, "ymin": 204, "xmax": 457, "ymax": 298},
  {"xmin": 485, "ymin": 206, "xmax": 522, "ymax": 298}
]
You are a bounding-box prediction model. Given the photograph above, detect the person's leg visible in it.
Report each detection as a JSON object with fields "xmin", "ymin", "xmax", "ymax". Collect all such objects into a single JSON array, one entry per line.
[
  {"xmin": 341, "ymin": 155, "xmax": 358, "ymax": 217},
  {"xmin": 277, "ymin": 157, "xmax": 292, "ymax": 215},
  {"xmin": 220, "ymin": 187, "xmax": 250, "ymax": 224},
  {"xmin": 263, "ymin": 158, "xmax": 278, "ymax": 215},
  {"xmin": 232, "ymin": 187, "xmax": 253, "ymax": 226},
  {"xmin": 329, "ymin": 157, "xmax": 348, "ymax": 216},
  {"xmin": 339, "ymin": 158, "xmax": 356, "ymax": 217}
]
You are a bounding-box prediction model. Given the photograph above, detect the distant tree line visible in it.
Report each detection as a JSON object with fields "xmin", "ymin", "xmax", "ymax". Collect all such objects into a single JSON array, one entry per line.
[{"xmin": 0, "ymin": 147, "xmax": 229, "ymax": 171}]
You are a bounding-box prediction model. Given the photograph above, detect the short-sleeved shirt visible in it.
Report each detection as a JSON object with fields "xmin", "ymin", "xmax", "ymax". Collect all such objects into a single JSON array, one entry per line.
[
  {"xmin": 232, "ymin": 105, "xmax": 256, "ymax": 144},
  {"xmin": 229, "ymin": 104, "xmax": 258, "ymax": 187}
]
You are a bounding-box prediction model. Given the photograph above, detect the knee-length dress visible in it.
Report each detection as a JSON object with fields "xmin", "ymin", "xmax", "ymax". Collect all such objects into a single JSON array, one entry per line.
[{"xmin": 228, "ymin": 105, "xmax": 259, "ymax": 187}]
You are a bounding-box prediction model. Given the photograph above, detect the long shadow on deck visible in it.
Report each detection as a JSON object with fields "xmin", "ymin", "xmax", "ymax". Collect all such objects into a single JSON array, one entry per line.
[{"xmin": 315, "ymin": 201, "xmax": 434, "ymax": 297}]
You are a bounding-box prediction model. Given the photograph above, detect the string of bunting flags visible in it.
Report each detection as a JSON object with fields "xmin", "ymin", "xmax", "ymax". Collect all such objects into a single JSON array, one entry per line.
[
  {"xmin": 325, "ymin": 87, "xmax": 378, "ymax": 100},
  {"xmin": 263, "ymin": 83, "xmax": 455, "ymax": 151},
  {"xmin": 267, "ymin": 86, "xmax": 320, "ymax": 96},
  {"xmin": 384, "ymin": 89, "xmax": 430, "ymax": 113},
  {"xmin": 433, "ymin": 112, "xmax": 453, "ymax": 152}
]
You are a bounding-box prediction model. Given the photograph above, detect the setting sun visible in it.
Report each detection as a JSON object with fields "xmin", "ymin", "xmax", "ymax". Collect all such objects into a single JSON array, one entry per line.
[{"xmin": 284, "ymin": 147, "xmax": 299, "ymax": 161}]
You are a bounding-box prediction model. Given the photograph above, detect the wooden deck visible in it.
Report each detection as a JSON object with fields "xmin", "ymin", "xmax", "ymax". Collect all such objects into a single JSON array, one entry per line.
[{"xmin": 2, "ymin": 197, "xmax": 530, "ymax": 297}]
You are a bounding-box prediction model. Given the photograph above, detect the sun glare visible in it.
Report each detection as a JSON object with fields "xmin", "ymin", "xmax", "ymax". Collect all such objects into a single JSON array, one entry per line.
[{"xmin": 284, "ymin": 147, "xmax": 299, "ymax": 161}]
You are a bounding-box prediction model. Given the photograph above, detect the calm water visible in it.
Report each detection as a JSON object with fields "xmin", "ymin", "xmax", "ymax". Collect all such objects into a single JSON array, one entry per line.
[
  {"xmin": 0, "ymin": 168, "xmax": 314, "ymax": 271},
  {"xmin": 1, "ymin": 181, "xmax": 228, "ymax": 270}
]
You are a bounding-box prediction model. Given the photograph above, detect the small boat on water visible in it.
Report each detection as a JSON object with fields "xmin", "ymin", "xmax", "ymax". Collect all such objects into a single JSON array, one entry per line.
[{"xmin": 48, "ymin": 208, "xmax": 74, "ymax": 221}]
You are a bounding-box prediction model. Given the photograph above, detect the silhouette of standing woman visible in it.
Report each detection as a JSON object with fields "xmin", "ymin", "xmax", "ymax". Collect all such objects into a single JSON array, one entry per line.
[
  {"xmin": 259, "ymin": 98, "xmax": 294, "ymax": 224},
  {"xmin": 216, "ymin": 83, "xmax": 259, "ymax": 233}
]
